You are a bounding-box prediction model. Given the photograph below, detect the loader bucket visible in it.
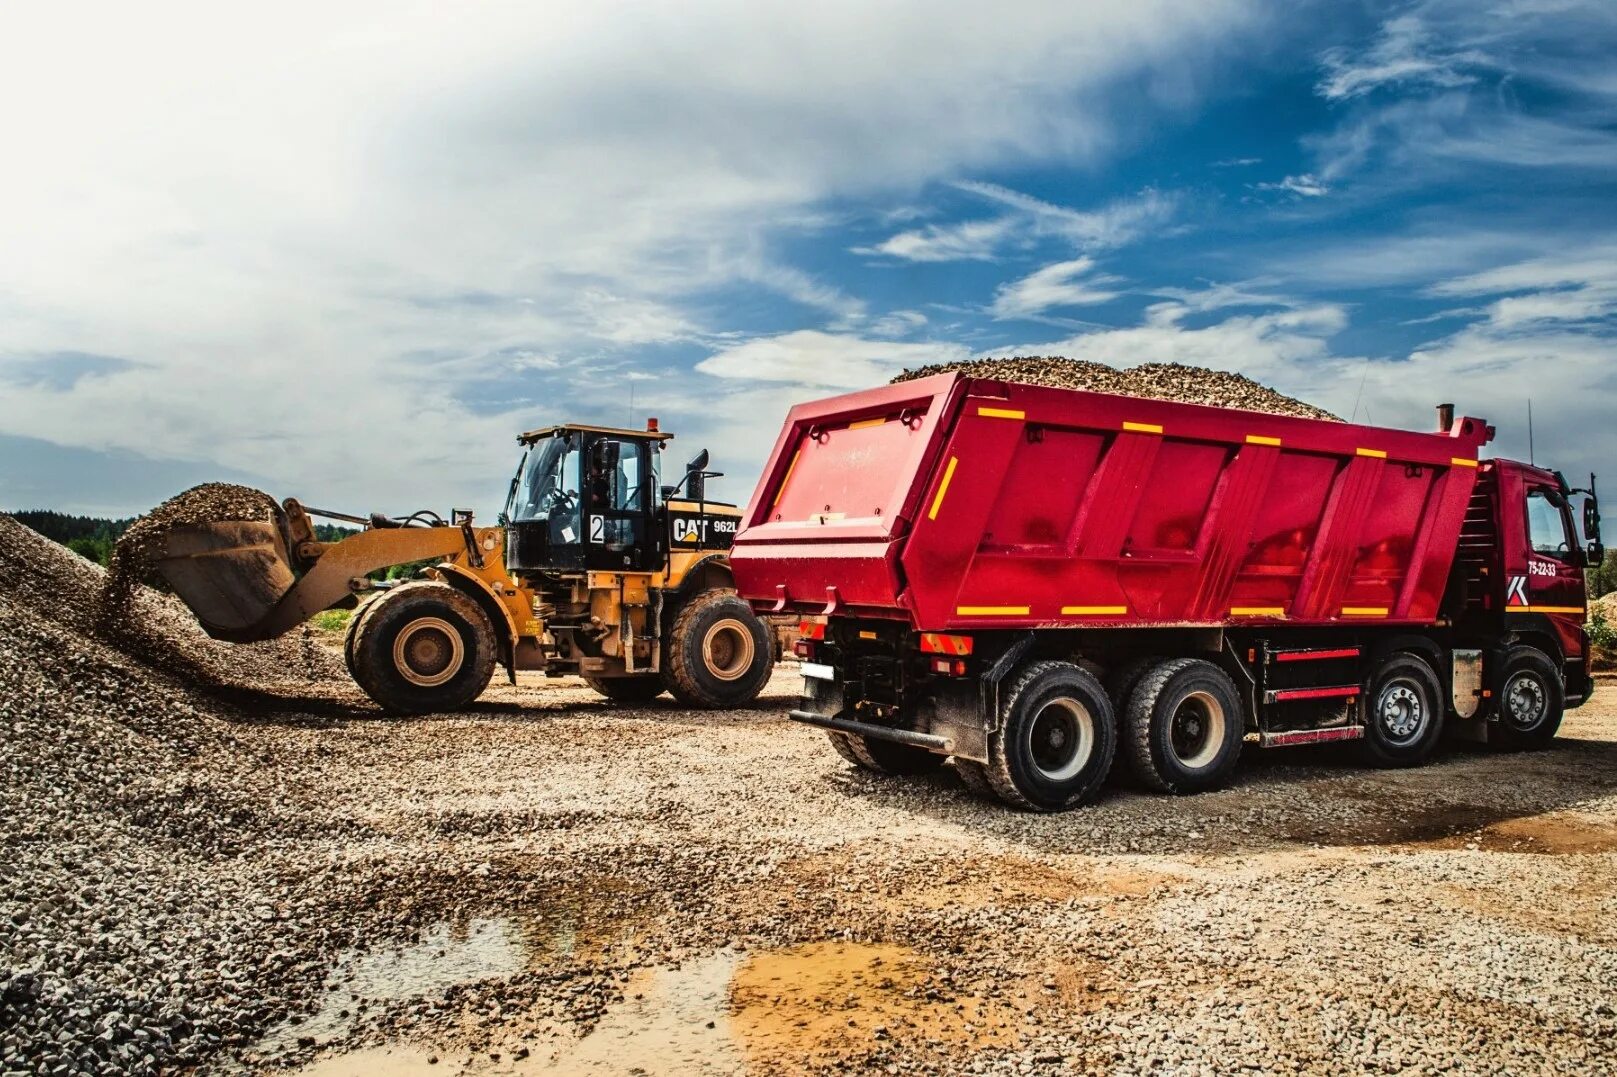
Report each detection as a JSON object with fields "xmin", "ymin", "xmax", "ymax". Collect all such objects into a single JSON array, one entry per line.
[{"xmin": 151, "ymin": 517, "xmax": 298, "ymax": 640}]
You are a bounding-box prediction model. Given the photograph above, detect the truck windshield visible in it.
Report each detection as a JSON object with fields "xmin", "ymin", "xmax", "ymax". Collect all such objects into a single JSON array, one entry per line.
[{"xmin": 508, "ymin": 435, "xmax": 582, "ymax": 542}]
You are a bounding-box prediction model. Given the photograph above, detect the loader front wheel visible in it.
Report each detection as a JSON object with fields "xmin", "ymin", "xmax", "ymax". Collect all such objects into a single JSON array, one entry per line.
[
  {"xmin": 584, "ymin": 675, "xmax": 666, "ymax": 704},
  {"xmin": 350, "ymin": 582, "xmax": 497, "ymax": 715},
  {"xmin": 665, "ymin": 590, "xmax": 774, "ymax": 708}
]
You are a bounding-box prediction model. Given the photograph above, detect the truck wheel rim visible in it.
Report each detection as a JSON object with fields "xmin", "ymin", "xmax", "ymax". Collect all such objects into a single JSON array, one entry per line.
[
  {"xmin": 393, "ymin": 616, "xmax": 464, "ymax": 688},
  {"xmin": 703, "ymin": 619, "xmax": 754, "ymax": 682},
  {"xmin": 1376, "ymin": 680, "xmax": 1425, "ymax": 744},
  {"xmin": 1170, "ymin": 691, "xmax": 1225, "ymax": 770},
  {"xmin": 1027, "ymin": 698, "xmax": 1094, "ymax": 782},
  {"xmin": 1503, "ymin": 673, "xmax": 1548, "ymax": 731}
]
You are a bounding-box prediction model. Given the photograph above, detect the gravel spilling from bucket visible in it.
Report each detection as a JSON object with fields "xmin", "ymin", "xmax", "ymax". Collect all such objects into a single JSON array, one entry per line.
[
  {"xmin": 88, "ymin": 485, "xmax": 332, "ymax": 686},
  {"xmin": 894, "ymin": 357, "xmax": 1341, "ymax": 421}
]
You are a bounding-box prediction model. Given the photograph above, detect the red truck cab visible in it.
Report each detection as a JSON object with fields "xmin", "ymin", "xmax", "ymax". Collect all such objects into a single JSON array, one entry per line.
[{"xmin": 732, "ymin": 374, "xmax": 1602, "ymax": 811}]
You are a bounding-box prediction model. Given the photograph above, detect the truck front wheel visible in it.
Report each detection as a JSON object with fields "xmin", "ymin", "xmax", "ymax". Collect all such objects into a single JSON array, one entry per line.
[
  {"xmin": 985, "ymin": 660, "xmax": 1117, "ymax": 812},
  {"xmin": 349, "ymin": 581, "xmax": 497, "ymax": 715},
  {"xmin": 1359, "ymin": 653, "xmax": 1444, "ymax": 767},
  {"xmin": 664, "ymin": 590, "xmax": 775, "ymax": 708},
  {"xmin": 1492, "ymin": 645, "xmax": 1564, "ymax": 750},
  {"xmin": 1124, "ymin": 658, "xmax": 1245, "ymax": 794}
]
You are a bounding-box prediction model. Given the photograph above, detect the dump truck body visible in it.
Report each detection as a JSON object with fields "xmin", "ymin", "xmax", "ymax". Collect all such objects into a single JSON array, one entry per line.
[{"xmin": 732, "ymin": 373, "xmax": 1601, "ymax": 811}]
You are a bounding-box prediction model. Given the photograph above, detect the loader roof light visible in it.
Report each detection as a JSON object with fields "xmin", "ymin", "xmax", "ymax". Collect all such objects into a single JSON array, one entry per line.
[
  {"xmin": 647, "ymin": 417, "xmax": 659, "ymax": 432},
  {"xmin": 919, "ymin": 632, "xmax": 973, "ymax": 656}
]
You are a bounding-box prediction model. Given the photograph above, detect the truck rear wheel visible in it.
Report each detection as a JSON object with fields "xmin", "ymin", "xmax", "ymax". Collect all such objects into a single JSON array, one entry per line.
[
  {"xmin": 350, "ymin": 581, "xmax": 497, "ymax": 715},
  {"xmin": 953, "ymin": 758, "xmax": 996, "ymax": 798},
  {"xmin": 1492, "ymin": 645, "xmax": 1564, "ymax": 750},
  {"xmin": 584, "ymin": 675, "xmax": 666, "ymax": 704},
  {"xmin": 665, "ymin": 590, "xmax": 774, "ymax": 708},
  {"xmin": 985, "ymin": 660, "xmax": 1116, "ymax": 812},
  {"xmin": 827, "ymin": 731, "xmax": 946, "ymax": 775},
  {"xmin": 1358, "ymin": 653, "xmax": 1444, "ymax": 767},
  {"xmin": 1124, "ymin": 658, "xmax": 1244, "ymax": 794}
]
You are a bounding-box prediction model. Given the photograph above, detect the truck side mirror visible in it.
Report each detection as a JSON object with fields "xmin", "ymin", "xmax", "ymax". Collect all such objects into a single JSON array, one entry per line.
[{"xmin": 1591, "ymin": 541, "xmax": 1606, "ymax": 565}]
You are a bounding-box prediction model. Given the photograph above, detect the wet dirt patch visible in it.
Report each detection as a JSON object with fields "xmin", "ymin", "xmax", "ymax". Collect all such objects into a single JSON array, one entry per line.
[
  {"xmin": 1426, "ymin": 810, "xmax": 1617, "ymax": 854},
  {"xmin": 729, "ymin": 941, "xmax": 1025, "ymax": 1072}
]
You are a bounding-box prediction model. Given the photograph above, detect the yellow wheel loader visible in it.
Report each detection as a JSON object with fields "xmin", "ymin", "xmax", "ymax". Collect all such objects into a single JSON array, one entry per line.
[{"xmin": 154, "ymin": 421, "xmax": 776, "ymax": 714}]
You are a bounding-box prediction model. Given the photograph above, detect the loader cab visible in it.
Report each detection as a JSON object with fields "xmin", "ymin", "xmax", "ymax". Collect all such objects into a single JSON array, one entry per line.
[{"xmin": 504, "ymin": 423, "xmax": 673, "ymax": 574}]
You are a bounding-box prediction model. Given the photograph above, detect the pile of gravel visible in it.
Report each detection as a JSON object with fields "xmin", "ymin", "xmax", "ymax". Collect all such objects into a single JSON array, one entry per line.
[
  {"xmin": 894, "ymin": 356, "xmax": 1340, "ymax": 421},
  {"xmin": 0, "ymin": 513, "xmax": 351, "ymax": 1075}
]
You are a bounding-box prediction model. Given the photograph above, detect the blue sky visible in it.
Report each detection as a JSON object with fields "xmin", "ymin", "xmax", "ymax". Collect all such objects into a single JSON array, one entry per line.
[{"xmin": 1, "ymin": 0, "xmax": 1614, "ymax": 516}]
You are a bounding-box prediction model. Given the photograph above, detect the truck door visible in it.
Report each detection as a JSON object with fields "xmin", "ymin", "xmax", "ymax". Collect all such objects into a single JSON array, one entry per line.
[{"xmin": 1518, "ymin": 484, "xmax": 1586, "ymax": 613}]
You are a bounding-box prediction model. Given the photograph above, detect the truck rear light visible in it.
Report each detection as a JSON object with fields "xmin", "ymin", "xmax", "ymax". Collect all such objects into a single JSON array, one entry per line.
[
  {"xmin": 931, "ymin": 657, "xmax": 968, "ymax": 676},
  {"xmin": 793, "ymin": 639, "xmax": 816, "ymax": 660},
  {"xmin": 920, "ymin": 632, "xmax": 973, "ymax": 656},
  {"xmin": 799, "ymin": 620, "xmax": 827, "ymax": 640}
]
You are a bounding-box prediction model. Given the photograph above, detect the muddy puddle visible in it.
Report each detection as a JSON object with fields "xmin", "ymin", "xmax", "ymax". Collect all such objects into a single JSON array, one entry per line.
[{"xmin": 292, "ymin": 939, "xmax": 1028, "ymax": 1076}]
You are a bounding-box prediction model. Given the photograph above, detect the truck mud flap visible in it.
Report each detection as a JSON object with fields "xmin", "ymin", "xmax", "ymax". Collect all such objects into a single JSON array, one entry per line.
[{"xmin": 788, "ymin": 711, "xmax": 952, "ymax": 753}]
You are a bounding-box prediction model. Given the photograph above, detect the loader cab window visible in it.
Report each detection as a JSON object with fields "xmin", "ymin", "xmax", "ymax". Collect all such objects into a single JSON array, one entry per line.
[
  {"xmin": 510, "ymin": 434, "xmax": 583, "ymax": 546},
  {"xmin": 1526, "ymin": 488, "xmax": 1575, "ymax": 561}
]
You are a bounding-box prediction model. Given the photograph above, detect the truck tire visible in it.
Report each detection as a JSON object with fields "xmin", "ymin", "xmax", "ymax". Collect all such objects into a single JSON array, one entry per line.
[
  {"xmin": 664, "ymin": 589, "xmax": 775, "ymax": 708},
  {"xmin": 1105, "ymin": 655, "xmax": 1161, "ymax": 713},
  {"xmin": 826, "ymin": 731, "xmax": 946, "ymax": 775},
  {"xmin": 584, "ymin": 675, "xmax": 666, "ymax": 704},
  {"xmin": 985, "ymin": 660, "xmax": 1116, "ymax": 812},
  {"xmin": 1492, "ymin": 645, "xmax": 1564, "ymax": 751},
  {"xmin": 1358, "ymin": 653, "xmax": 1444, "ymax": 767},
  {"xmin": 1123, "ymin": 658, "xmax": 1245, "ymax": 795},
  {"xmin": 350, "ymin": 581, "xmax": 497, "ymax": 715},
  {"xmin": 953, "ymin": 758, "xmax": 996, "ymax": 798}
]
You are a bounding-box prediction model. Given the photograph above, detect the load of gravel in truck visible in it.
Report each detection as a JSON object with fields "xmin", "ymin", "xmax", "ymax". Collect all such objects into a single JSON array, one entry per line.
[{"xmin": 893, "ymin": 357, "xmax": 1341, "ymax": 422}]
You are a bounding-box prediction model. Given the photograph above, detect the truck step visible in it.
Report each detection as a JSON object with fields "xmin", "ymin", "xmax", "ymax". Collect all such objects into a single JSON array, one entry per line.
[
  {"xmin": 788, "ymin": 710, "xmax": 953, "ymax": 752},
  {"xmin": 1269, "ymin": 646, "xmax": 1361, "ymax": 664},
  {"xmin": 1263, "ymin": 684, "xmax": 1361, "ymax": 704},
  {"xmin": 1260, "ymin": 725, "xmax": 1365, "ymax": 747}
]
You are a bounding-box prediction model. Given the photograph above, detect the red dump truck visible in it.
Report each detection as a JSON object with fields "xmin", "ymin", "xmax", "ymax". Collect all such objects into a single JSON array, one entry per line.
[{"xmin": 729, "ymin": 372, "xmax": 1604, "ymax": 811}]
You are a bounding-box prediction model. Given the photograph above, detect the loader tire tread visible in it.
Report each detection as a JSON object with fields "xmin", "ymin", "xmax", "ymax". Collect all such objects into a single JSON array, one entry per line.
[{"xmin": 583, "ymin": 675, "xmax": 666, "ymax": 704}]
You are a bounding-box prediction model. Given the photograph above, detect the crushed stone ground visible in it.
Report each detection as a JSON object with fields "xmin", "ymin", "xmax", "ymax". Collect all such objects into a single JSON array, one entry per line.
[
  {"xmin": 3, "ymin": 514, "xmax": 1615, "ymax": 1076},
  {"xmin": 894, "ymin": 357, "xmax": 1342, "ymax": 421}
]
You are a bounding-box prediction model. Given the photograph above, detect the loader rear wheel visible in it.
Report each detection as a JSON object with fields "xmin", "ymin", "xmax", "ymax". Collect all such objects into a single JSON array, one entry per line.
[
  {"xmin": 826, "ymin": 731, "xmax": 946, "ymax": 775},
  {"xmin": 665, "ymin": 590, "xmax": 774, "ymax": 708},
  {"xmin": 350, "ymin": 582, "xmax": 497, "ymax": 715},
  {"xmin": 1124, "ymin": 658, "xmax": 1244, "ymax": 794},
  {"xmin": 1492, "ymin": 645, "xmax": 1564, "ymax": 751},
  {"xmin": 1358, "ymin": 653, "xmax": 1444, "ymax": 767},
  {"xmin": 985, "ymin": 660, "xmax": 1116, "ymax": 812},
  {"xmin": 584, "ymin": 675, "xmax": 666, "ymax": 704}
]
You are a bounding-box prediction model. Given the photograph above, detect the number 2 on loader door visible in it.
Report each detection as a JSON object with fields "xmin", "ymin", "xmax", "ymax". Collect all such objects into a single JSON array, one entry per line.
[{"xmin": 589, "ymin": 515, "xmax": 604, "ymax": 542}]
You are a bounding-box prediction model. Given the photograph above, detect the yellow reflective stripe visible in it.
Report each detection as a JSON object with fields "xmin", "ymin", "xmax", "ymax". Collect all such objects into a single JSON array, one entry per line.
[
  {"xmin": 1231, "ymin": 607, "xmax": 1286, "ymax": 617},
  {"xmin": 1341, "ymin": 607, "xmax": 1388, "ymax": 617},
  {"xmin": 1356, "ymin": 447, "xmax": 1387, "ymax": 458},
  {"xmin": 1061, "ymin": 606, "xmax": 1129, "ymax": 616},
  {"xmin": 1245, "ymin": 434, "xmax": 1282, "ymax": 446},
  {"xmin": 927, "ymin": 456, "xmax": 959, "ymax": 521},
  {"xmin": 1123, "ymin": 421, "xmax": 1163, "ymax": 434},
  {"xmin": 1508, "ymin": 605, "xmax": 1585, "ymax": 615},
  {"xmin": 849, "ymin": 417, "xmax": 886, "ymax": 430},
  {"xmin": 978, "ymin": 406, "xmax": 1025, "ymax": 420},
  {"xmin": 1451, "ymin": 457, "xmax": 1478, "ymax": 468},
  {"xmin": 771, "ymin": 449, "xmax": 801, "ymax": 507},
  {"xmin": 858, "ymin": 630, "xmax": 878, "ymax": 639},
  {"xmin": 957, "ymin": 606, "xmax": 1030, "ymax": 616}
]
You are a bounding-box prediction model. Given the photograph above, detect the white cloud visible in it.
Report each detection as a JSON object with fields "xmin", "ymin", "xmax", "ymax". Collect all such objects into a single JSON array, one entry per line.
[
  {"xmin": 853, "ymin": 218, "xmax": 1016, "ymax": 263},
  {"xmin": 990, "ymin": 258, "xmax": 1122, "ymax": 319},
  {"xmin": 695, "ymin": 330, "xmax": 968, "ymax": 391},
  {"xmin": 1317, "ymin": 14, "xmax": 1486, "ymax": 100},
  {"xmin": 0, "ymin": 0, "xmax": 1260, "ymax": 513},
  {"xmin": 869, "ymin": 310, "xmax": 930, "ymax": 337},
  {"xmin": 1254, "ymin": 173, "xmax": 1330, "ymax": 198}
]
